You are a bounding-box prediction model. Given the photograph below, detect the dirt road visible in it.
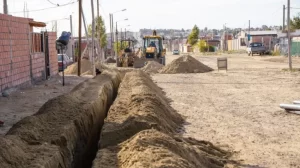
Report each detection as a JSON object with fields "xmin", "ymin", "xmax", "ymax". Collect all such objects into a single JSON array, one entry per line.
[
  {"xmin": 153, "ymin": 54, "xmax": 300, "ymax": 167},
  {"xmin": 0, "ymin": 75, "xmax": 89, "ymax": 136}
]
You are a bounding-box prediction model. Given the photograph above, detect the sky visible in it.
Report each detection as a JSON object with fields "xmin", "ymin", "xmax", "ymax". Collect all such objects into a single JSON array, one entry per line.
[{"xmin": 1, "ymin": 0, "xmax": 300, "ymax": 37}]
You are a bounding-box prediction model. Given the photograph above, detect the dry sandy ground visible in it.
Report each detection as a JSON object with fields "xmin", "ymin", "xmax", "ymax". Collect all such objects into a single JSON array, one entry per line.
[
  {"xmin": 153, "ymin": 53, "xmax": 300, "ymax": 168},
  {"xmin": 0, "ymin": 74, "xmax": 90, "ymax": 136}
]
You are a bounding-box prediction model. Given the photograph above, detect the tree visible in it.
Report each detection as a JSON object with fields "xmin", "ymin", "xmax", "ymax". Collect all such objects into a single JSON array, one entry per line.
[
  {"xmin": 291, "ymin": 13, "xmax": 300, "ymax": 30},
  {"xmin": 188, "ymin": 25, "xmax": 199, "ymax": 46},
  {"xmin": 114, "ymin": 41, "xmax": 128, "ymax": 54},
  {"xmin": 88, "ymin": 16, "xmax": 107, "ymax": 49}
]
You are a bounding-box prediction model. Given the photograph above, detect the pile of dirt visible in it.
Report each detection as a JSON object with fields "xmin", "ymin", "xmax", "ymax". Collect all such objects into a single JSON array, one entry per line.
[
  {"xmin": 92, "ymin": 71, "xmax": 231, "ymax": 168},
  {"xmin": 93, "ymin": 130, "xmax": 229, "ymax": 168},
  {"xmin": 99, "ymin": 71, "xmax": 184, "ymax": 148},
  {"xmin": 81, "ymin": 62, "xmax": 111, "ymax": 75},
  {"xmin": 104, "ymin": 57, "xmax": 116, "ymax": 63},
  {"xmin": 160, "ymin": 55, "xmax": 213, "ymax": 74},
  {"xmin": 0, "ymin": 70, "xmax": 122, "ymax": 168},
  {"xmin": 64, "ymin": 59, "xmax": 92, "ymax": 75},
  {"xmin": 142, "ymin": 61, "xmax": 164, "ymax": 74}
]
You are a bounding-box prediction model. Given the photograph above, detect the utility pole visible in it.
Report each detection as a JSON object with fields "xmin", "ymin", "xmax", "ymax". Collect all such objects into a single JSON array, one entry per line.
[
  {"xmin": 91, "ymin": 0, "xmax": 95, "ymax": 76},
  {"xmin": 287, "ymin": 0, "xmax": 292, "ymax": 70},
  {"xmin": 283, "ymin": 5, "xmax": 286, "ymax": 31},
  {"xmin": 70, "ymin": 15, "xmax": 73, "ymax": 36},
  {"xmin": 248, "ymin": 20, "xmax": 251, "ymax": 46},
  {"xmin": 78, "ymin": 0, "xmax": 82, "ymax": 76},
  {"xmin": 3, "ymin": 0, "xmax": 8, "ymax": 14},
  {"xmin": 125, "ymin": 28, "xmax": 126, "ymax": 40},
  {"xmin": 109, "ymin": 14, "xmax": 113, "ymax": 57},
  {"xmin": 96, "ymin": 0, "xmax": 102, "ymax": 61},
  {"xmin": 115, "ymin": 22, "xmax": 118, "ymax": 59},
  {"xmin": 70, "ymin": 14, "xmax": 74, "ymax": 63},
  {"xmin": 97, "ymin": 0, "xmax": 99, "ymax": 18}
]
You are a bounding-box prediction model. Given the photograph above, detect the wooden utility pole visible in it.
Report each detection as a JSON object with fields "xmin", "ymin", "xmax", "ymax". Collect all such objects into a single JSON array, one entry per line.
[
  {"xmin": 70, "ymin": 15, "xmax": 73, "ymax": 36},
  {"xmin": 283, "ymin": 5, "xmax": 286, "ymax": 31},
  {"xmin": 91, "ymin": 0, "xmax": 95, "ymax": 76},
  {"xmin": 287, "ymin": 0, "xmax": 292, "ymax": 70},
  {"xmin": 78, "ymin": 0, "xmax": 82, "ymax": 76},
  {"xmin": 3, "ymin": 0, "xmax": 8, "ymax": 14},
  {"xmin": 97, "ymin": 0, "xmax": 99, "ymax": 18}
]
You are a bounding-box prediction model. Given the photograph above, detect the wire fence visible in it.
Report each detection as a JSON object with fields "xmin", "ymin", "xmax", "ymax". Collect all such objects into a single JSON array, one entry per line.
[{"xmin": 279, "ymin": 38, "xmax": 300, "ymax": 56}]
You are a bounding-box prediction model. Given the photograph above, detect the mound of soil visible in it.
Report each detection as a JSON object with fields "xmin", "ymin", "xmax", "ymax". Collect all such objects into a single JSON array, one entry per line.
[
  {"xmin": 64, "ymin": 59, "xmax": 92, "ymax": 75},
  {"xmin": 81, "ymin": 62, "xmax": 111, "ymax": 75},
  {"xmin": 160, "ymin": 55, "xmax": 213, "ymax": 74},
  {"xmin": 104, "ymin": 57, "xmax": 116, "ymax": 63},
  {"xmin": 93, "ymin": 130, "xmax": 229, "ymax": 168},
  {"xmin": 99, "ymin": 71, "xmax": 184, "ymax": 148},
  {"xmin": 142, "ymin": 61, "xmax": 164, "ymax": 74},
  {"xmin": 1, "ymin": 71, "xmax": 122, "ymax": 168}
]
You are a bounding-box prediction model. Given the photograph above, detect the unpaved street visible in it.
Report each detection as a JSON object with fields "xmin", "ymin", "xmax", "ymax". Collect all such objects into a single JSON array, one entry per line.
[{"xmin": 153, "ymin": 54, "xmax": 300, "ymax": 167}]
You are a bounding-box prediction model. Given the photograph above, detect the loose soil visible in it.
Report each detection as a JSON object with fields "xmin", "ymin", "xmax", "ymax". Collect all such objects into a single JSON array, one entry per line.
[
  {"xmin": 64, "ymin": 59, "xmax": 92, "ymax": 75},
  {"xmin": 160, "ymin": 55, "xmax": 213, "ymax": 74},
  {"xmin": 0, "ymin": 70, "xmax": 122, "ymax": 168},
  {"xmin": 93, "ymin": 71, "xmax": 231, "ymax": 168},
  {"xmin": 0, "ymin": 75, "xmax": 89, "ymax": 136},
  {"xmin": 99, "ymin": 71, "xmax": 184, "ymax": 148},
  {"xmin": 153, "ymin": 53, "xmax": 300, "ymax": 167},
  {"xmin": 142, "ymin": 61, "xmax": 164, "ymax": 74},
  {"xmin": 93, "ymin": 130, "xmax": 229, "ymax": 168},
  {"xmin": 104, "ymin": 57, "xmax": 117, "ymax": 63}
]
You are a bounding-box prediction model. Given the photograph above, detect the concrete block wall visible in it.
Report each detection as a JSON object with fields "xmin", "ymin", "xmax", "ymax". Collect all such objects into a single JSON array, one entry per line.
[{"xmin": 0, "ymin": 14, "xmax": 58, "ymax": 93}]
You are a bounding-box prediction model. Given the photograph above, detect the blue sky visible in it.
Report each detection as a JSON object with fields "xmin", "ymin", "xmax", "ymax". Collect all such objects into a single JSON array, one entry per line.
[{"xmin": 1, "ymin": 0, "xmax": 300, "ymax": 36}]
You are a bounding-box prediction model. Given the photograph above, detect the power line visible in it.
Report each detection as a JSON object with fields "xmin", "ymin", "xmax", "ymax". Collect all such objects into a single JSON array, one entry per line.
[
  {"xmin": 46, "ymin": 0, "xmax": 59, "ymax": 6},
  {"xmin": 10, "ymin": 1, "xmax": 78, "ymax": 14}
]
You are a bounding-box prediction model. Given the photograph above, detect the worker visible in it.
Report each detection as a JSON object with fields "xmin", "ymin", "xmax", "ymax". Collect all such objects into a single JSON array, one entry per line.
[{"xmin": 149, "ymin": 42, "xmax": 156, "ymax": 47}]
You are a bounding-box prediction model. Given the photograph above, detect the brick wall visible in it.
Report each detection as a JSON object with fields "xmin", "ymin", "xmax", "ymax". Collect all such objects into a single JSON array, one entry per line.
[
  {"xmin": 32, "ymin": 53, "xmax": 45, "ymax": 80},
  {"xmin": 48, "ymin": 32, "xmax": 58, "ymax": 75},
  {"xmin": 0, "ymin": 14, "xmax": 31, "ymax": 92},
  {"xmin": 0, "ymin": 14, "xmax": 58, "ymax": 93}
]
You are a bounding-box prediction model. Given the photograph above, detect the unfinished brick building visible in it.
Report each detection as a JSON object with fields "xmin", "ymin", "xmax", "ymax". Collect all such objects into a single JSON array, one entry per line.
[{"xmin": 0, "ymin": 14, "xmax": 58, "ymax": 93}]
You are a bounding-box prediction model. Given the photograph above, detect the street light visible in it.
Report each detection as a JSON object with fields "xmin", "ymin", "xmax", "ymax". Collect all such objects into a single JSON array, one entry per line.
[
  {"xmin": 113, "ymin": 9, "xmax": 127, "ymax": 14},
  {"xmin": 110, "ymin": 9, "xmax": 127, "ymax": 58}
]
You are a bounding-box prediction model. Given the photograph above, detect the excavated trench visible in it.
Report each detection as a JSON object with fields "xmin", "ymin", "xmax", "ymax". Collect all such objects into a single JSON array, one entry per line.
[
  {"xmin": 0, "ymin": 70, "xmax": 124, "ymax": 168},
  {"xmin": 0, "ymin": 69, "xmax": 230, "ymax": 168}
]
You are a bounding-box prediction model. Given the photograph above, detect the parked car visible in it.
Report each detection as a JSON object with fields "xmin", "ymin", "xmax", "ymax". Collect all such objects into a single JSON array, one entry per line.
[
  {"xmin": 247, "ymin": 42, "xmax": 266, "ymax": 56},
  {"xmin": 58, "ymin": 54, "xmax": 72, "ymax": 72},
  {"xmin": 173, "ymin": 49, "xmax": 180, "ymax": 55}
]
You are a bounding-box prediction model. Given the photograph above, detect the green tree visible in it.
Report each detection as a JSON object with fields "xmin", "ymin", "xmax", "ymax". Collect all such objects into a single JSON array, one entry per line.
[
  {"xmin": 291, "ymin": 13, "xmax": 300, "ymax": 30},
  {"xmin": 88, "ymin": 16, "xmax": 107, "ymax": 49},
  {"xmin": 114, "ymin": 41, "xmax": 128, "ymax": 54},
  {"xmin": 188, "ymin": 25, "xmax": 199, "ymax": 46}
]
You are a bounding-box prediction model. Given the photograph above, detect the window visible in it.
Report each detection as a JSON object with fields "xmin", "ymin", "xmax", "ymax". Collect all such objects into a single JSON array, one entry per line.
[
  {"xmin": 31, "ymin": 33, "xmax": 44, "ymax": 53},
  {"xmin": 250, "ymin": 43, "xmax": 262, "ymax": 47}
]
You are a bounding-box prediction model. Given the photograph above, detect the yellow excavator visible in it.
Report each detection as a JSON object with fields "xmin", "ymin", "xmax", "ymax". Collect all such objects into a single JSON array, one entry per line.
[
  {"xmin": 117, "ymin": 39, "xmax": 135, "ymax": 67},
  {"xmin": 133, "ymin": 30, "xmax": 166, "ymax": 68}
]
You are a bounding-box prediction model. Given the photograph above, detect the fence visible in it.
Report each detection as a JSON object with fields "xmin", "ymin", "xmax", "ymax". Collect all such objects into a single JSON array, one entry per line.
[{"xmin": 279, "ymin": 38, "xmax": 300, "ymax": 56}]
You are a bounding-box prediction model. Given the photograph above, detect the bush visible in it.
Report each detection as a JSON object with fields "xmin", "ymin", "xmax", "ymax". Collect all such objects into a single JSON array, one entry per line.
[
  {"xmin": 200, "ymin": 45, "xmax": 215, "ymax": 52},
  {"xmin": 271, "ymin": 50, "xmax": 281, "ymax": 56}
]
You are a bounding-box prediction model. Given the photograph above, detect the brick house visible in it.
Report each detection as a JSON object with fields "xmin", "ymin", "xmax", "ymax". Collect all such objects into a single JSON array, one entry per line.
[{"xmin": 0, "ymin": 14, "xmax": 58, "ymax": 93}]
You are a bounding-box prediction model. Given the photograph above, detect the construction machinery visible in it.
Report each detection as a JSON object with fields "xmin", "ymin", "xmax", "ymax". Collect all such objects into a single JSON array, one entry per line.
[
  {"xmin": 117, "ymin": 39, "xmax": 136, "ymax": 67},
  {"xmin": 133, "ymin": 30, "xmax": 166, "ymax": 68}
]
